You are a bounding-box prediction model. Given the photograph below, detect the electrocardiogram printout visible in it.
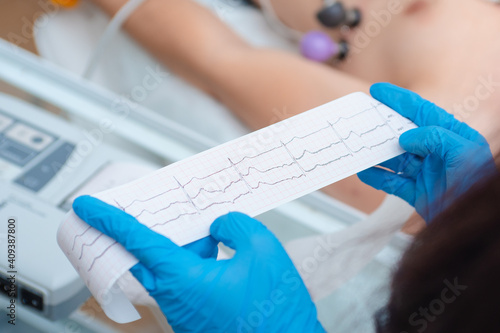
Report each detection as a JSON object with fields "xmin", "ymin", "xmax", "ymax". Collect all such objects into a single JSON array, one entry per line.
[{"xmin": 57, "ymin": 92, "xmax": 416, "ymax": 323}]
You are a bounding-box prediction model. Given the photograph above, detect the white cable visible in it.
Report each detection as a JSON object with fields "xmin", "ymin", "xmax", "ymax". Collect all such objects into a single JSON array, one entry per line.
[
  {"xmin": 83, "ymin": 0, "xmax": 302, "ymax": 78},
  {"xmin": 82, "ymin": 0, "xmax": 147, "ymax": 79},
  {"xmin": 258, "ymin": 0, "xmax": 303, "ymax": 42}
]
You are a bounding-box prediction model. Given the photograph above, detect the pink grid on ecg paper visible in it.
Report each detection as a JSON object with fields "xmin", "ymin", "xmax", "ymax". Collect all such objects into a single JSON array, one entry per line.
[{"xmin": 58, "ymin": 92, "xmax": 416, "ymax": 303}]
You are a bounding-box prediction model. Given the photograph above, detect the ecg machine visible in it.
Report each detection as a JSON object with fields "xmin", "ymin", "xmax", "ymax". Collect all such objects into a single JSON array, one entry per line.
[{"xmin": 0, "ymin": 91, "xmax": 162, "ymax": 321}]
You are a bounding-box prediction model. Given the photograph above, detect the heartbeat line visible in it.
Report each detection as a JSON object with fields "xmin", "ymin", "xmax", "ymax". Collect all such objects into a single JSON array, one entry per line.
[{"xmin": 74, "ymin": 102, "xmax": 408, "ymax": 272}]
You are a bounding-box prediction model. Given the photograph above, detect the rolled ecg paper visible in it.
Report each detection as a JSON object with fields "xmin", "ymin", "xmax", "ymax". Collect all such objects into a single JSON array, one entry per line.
[{"xmin": 57, "ymin": 92, "xmax": 416, "ymax": 323}]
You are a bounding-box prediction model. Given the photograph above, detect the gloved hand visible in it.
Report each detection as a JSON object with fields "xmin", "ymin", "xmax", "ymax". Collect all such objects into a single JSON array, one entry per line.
[
  {"xmin": 183, "ymin": 234, "xmax": 218, "ymax": 259},
  {"xmin": 358, "ymin": 83, "xmax": 496, "ymax": 223},
  {"xmin": 73, "ymin": 196, "xmax": 325, "ymax": 333}
]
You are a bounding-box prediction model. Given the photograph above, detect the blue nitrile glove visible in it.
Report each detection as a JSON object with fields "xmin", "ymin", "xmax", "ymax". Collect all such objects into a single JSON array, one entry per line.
[
  {"xmin": 358, "ymin": 83, "xmax": 496, "ymax": 223},
  {"xmin": 183, "ymin": 234, "xmax": 218, "ymax": 259},
  {"xmin": 73, "ymin": 196, "xmax": 325, "ymax": 333}
]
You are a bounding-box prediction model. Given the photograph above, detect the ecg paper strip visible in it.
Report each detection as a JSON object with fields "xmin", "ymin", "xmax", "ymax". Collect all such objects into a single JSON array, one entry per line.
[{"xmin": 57, "ymin": 92, "xmax": 416, "ymax": 323}]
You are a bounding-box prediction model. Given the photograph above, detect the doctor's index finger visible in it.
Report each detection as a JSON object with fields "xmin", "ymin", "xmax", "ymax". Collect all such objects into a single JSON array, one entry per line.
[
  {"xmin": 72, "ymin": 195, "xmax": 202, "ymax": 272},
  {"xmin": 370, "ymin": 83, "xmax": 483, "ymax": 142},
  {"xmin": 398, "ymin": 126, "xmax": 469, "ymax": 160}
]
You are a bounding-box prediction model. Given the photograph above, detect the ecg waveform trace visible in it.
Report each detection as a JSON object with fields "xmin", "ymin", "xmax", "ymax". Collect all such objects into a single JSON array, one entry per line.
[
  {"xmin": 71, "ymin": 102, "xmax": 413, "ymax": 273},
  {"xmin": 58, "ymin": 92, "xmax": 416, "ymax": 316},
  {"xmin": 117, "ymin": 103, "xmax": 396, "ymax": 212}
]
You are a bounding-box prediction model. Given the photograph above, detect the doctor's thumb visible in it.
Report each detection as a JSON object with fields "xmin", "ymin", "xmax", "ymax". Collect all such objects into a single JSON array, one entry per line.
[{"xmin": 210, "ymin": 212, "xmax": 278, "ymax": 254}]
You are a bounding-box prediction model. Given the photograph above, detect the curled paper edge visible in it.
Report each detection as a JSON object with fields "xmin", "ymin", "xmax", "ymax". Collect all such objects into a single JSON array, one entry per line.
[
  {"xmin": 56, "ymin": 214, "xmax": 142, "ymax": 324},
  {"xmin": 100, "ymin": 280, "xmax": 142, "ymax": 324}
]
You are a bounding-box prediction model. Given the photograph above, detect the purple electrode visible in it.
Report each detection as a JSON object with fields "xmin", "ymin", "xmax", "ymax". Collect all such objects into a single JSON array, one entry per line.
[{"xmin": 300, "ymin": 31, "xmax": 339, "ymax": 62}]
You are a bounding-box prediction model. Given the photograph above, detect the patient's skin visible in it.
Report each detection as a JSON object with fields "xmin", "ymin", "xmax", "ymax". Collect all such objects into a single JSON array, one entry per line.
[
  {"xmin": 89, "ymin": 0, "xmax": 500, "ymax": 226},
  {"xmin": 260, "ymin": 0, "xmax": 500, "ymax": 138}
]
